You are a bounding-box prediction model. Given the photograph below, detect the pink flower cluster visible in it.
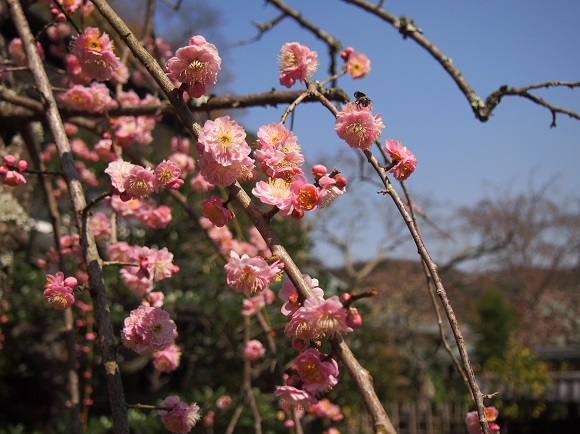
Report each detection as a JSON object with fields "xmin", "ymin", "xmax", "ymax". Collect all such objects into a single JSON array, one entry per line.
[
  {"xmin": 279, "ymin": 275, "xmax": 353, "ymax": 341},
  {"xmin": 201, "ymin": 197, "xmax": 235, "ymax": 227},
  {"xmin": 383, "ymin": 139, "xmax": 417, "ymax": 181},
  {"xmin": 121, "ymin": 305, "xmax": 177, "ymax": 355},
  {"xmin": 0, "ymin": 155, "xmax": 27, "ymax": 186},
  {"xmin": 278, "ymin": 42, "xmax": 318, "ymax": 88},
  {"xmin": 197, "ymin": 116, "xmax": 255, "ymax": 187},
  {"xmin": 224, "ymin": 251, "xmax": 283, "ymax": 294},
  {"xmin": 242, "ymin": 289, "xmax": 275, "ymax": 317},
  {"xmin": 43, "ymin": 271, "xmax": 77, "ymax": 310},
  {"xmin": 8, "ymin": 37, "xmax": 44, "ymax": 67},
  {"xmin": 309, "ymin": 398, "xmax": 344, "ymax": 422},
  {"xmin": 108, "ymin": 195, "xmax": 173, "ymax": 230},
  {"xmin": 166, "ymin": 35, "xmax": 221, "ymax": 98},
  {"xmin": 244, "ymin": 339, "xmax": 266, "ymax": 362},
  {"xmin": 153, "ymin": 343, "xmax": 182, "ymax": 373},
  {"xmin": 252, "ymin": 124, "xmax": 347, "ymax": 219},
  {"xmin": 105, "ymin": 159, "xmax": 183, "ymax": 201},
  {"xmin": 157, "ymin": 395, "xmax": 201, "ymax": 434},
  {"xmin": 71, "ymin": 27, "xmax": 120, "ymax": 81},
  {"xmin": 335, "ymin": 101, "xmax": 385, "ymax": 151},
  {"xmin": 294, "ymin": 348, "xmax": 339, "ymax": 395},
  {"xmin": 465, "ymin": 407, "xmax": 500, "ymax": 434},
  {"xmin": 58, "ymin": 82, "xmax": 116, "ymax": 113},
  {"xmin": 340, "ymin": 46, "xmax": 371, "ymax": 79},
  {"xmin": 107, "ymin": 242, "xmax": 178, "ymax": 295}
]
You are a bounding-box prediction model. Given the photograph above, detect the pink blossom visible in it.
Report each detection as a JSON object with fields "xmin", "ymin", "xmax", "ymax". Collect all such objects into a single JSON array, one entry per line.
[
  {"xmin": 43, "ymin": 272, "xmax": 77, "ymax": 310},
  {"xmin": 335, "ymin": 102, "xmax": 384, "ymax": 150},
  {"xmin": 121, "ymin": 305, "xmax": 177, "ymax": 355},
  {"xmin": 65, "ymin": 55, "xmax": 91, "ymax": 85},
  {"xmin": 189, "ymin": 172, "xmax": 214, "ymax": 192},
  {"xmin": 198, "ymin": 153, "xmax": 255, "ymax": 187},
  {"xmin": 345, "ymin": 50, "xmax": 371, "ymax": 79},
  {"xmin": 295, "ymin": 349, "xmax": 339, "ymax": 395},
  {"xmin": 248, "ymin": 227, "xmax": 271, "ymax": 257},
  {"xmin": 252, "ymin": 177, "xmax": 294, "ymax": 216},
  {"xmin": 122, "ymin": 165, "xmax": 156, "ymax": 201},
  {"xmin": 241, "ymin": 295, "xmax": 265, "ymax": 317},
  {"xmin": 310, "ymin": 399, "xmax": 343, "ymax": 422},
  {"xmin": 8, "ymin": 38, "xmax": 44, "ymax": 67},
  {"xmin": 290, "ymin": 174, "xmax": 320, "ymax": 216},
  {"xmin": 146, "ymin": 247, "xmax": 177, "ymax": 281},
  {"xmin": 346, "ymin": 307, "xmax": 363, "ymax": 329},
  {"xmin": 157, "ymin": 396, "xmax": 201, "ymax": 434},
  {"xmin": 137, "ymin": 204, "xmax": 173, "ymax": 229},
  {"xmin": 278, "ymin": 42, "xmax": 318, "ymax": 88},
  {"xmin": 244, "ymin": 339, "xmax": 266, "ymax": 362},
  {"xmin": 90, "ymin": 212, "xmax": 111, "ymax": 240},
  {"xmin": 198, "ymin": 116, "xmax": 250, "ymax": 165},
  {"xmin": 120, "ymin": 268, "xmax": 153, "ymax": 295},
  {"xmin": 279, "ymin": 274, "xmax": 324, "ymax": 317},
  {"xmin": 465, "ymin": 407, "xmax": 500, "ymax": 434},
  {"xmin": 59, "ymin": 82, "xmax": 115, "ymax": 113},
  {"xmin": 105, "ymin": 160, "xmax": 135, "ymax": 194},
  {"xmin": 201, "ymin": 196, "xmax": 235, "ymax": 227},
  {"xmin": 154, "ymin": 160, "xmax": 183, "ymax": 191},
  {"xmin": 111, "ymin": 115, "xmax": 155, "ymax": 147},
  {"xmin": 216, "ymin": 395, "xmax": 232, "ymax": 410},
  {"xmin": 72, "ymin": 27, "xmax": 120, "ymax": 81},
  {"xmin": 274, "ymin": 385, "xmax": 316, "ymax": 409},
  {"xmin": 169, "ymin": 152, "xmax": 195, "ymax": 177},
  {"xmin": 286, "ymin": 296, "xmax": 352, "ymax": 339},
  {"xmin": 383, "ymin": 139, "xmax": 417, "ymax": 181},
  {"xmin": 224, "ymin": 251, "xmax": 283, "ymax": 294},
  {"xmin": 153, "ymin": 343, "xmax": 182, "ymax": 373},
  {"xmin": 0, "ymin": 154, "xmax": 28, "ymax": 186},
  {"xmin": 166, "ymin": 35, "xmax": 221, "ymax": 98},
  {"xmin": 55, "ymin": 0, "xmax": 83, "ymax": 14},
  {"xmin": 317, "ymin": 174, "xmax": 347, "ymax": 208}
]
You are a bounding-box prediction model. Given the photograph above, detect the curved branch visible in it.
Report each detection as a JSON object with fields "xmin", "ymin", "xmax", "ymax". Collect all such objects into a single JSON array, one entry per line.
[{"xmin": 342, "ymin": 0, "xmax": 580, "ymax": 125}]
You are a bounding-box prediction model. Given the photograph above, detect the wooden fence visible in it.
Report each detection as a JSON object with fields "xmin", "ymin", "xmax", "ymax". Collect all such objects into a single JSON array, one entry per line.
[{"xmin": 346, "ymin": 401, "xmax": 470, "ymax": 434}]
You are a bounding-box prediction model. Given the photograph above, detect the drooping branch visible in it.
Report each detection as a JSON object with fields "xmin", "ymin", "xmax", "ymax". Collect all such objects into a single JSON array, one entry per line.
[
  {"xmin": 342, "ymin": 0, "xmax": 580, "ymax": 126},
  {"xmin": 6, "ymin": 1, "xmax": 129, "ymax": 433}
]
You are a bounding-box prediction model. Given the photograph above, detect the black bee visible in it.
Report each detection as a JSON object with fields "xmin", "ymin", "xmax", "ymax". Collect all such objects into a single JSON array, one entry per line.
[{"xmin": 354, "ymin": 91, "xmax": 371, "ymax": 108}]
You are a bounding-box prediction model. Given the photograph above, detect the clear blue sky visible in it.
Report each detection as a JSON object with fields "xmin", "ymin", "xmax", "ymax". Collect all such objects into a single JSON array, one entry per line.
[{"xmin": 158, "ymin": 1, "xmax": 580, "ymax": 266}]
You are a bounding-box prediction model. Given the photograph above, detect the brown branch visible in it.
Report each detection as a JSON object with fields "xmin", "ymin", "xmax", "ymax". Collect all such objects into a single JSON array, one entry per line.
[
  {"xmin": 6, "ymin": 1, "xmax": 129, "ymax": 433},
  {"xmin": 227, "ymin": 182, "xmax": 397, "ymax": 434},
  {"xmin": 342, "ymin": 0, "xmax": 580, "ymax": 126}
]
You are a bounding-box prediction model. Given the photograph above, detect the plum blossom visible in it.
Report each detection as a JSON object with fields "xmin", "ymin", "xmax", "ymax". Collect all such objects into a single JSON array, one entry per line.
[
  {"xmin": 197, "ymin": 116, "xmax": 250, "ymax": 164},
  {"xmin": 309, "ymin": 398, "xmax": 344, "ymax": 422},
  {"xmin": 8, "ymin": 38, "xmax": 44, "ymax": 67},
  {"xmin": 278, "ymin": 42, "xmax": 318, "ymax": 88},
  {"xmin": 224, "ymin": 251, "xmax": 283, "ymax": 294},
  {"xmin": 153, "ymin": 343, "xmax": 182, "ymax": 373},
  {"xmin": 216, "ymin": 395, "xmax": 232, "ymax": 410},
  {"xmin": 71, "ymin": 27, "xmax": 120, "ymax": 81},
  {"xmin": 274, "ymin": 385, "xmax": 316, "ymax": 409},
  {"xmin": 201, "ymin": 196, "xmax": 235, "ymax": 227},
  {"xmin": 286, "ymin": 295, "xmax": 352, "ymax": 339},
  {"xmin": 58, "ymin": 82, "xmax": 116, "ymax": 112},
  {"xmin": 295, "ymin": 348, "xmax": 339, "ymax": 395},
  {"xmin": 0, "ymin": 154, "xmax": 27, "ymax": 186},
  {"xmin": 465, "ymin": 407, "xmax": 500, "ymax": 434},
  {"xmin": 43, "ymin": 271, "xmax": 77, "ymax": 310},
  {"xmin": 154, "ymin": 160, "xmax": 183, "ymax": 191},
  {"xmin": 383, "ymin": 139, "xmax": 417, "ymax": 181},
  {"xmin": 279, "ymin": 274, "xmax": 324, "ymax": 317},
  {"xmin": 342, "ymin": 47, "xmax": 371, "ymax": 79},
  {"xmin": 166, "ymin": 35, "xmax": 221, "ymax": 98},
  {"xmin": 335, "ymin": 102, "xmax": 384, "ymax": 150},
  {"xmin": 157, "ymin": 396, "xmax": 201, "ymax": 434},
  {"xmin": 121, "ymin": 305, "xmax": 177, "ymax": 355},
  {"xmin": 244, "ymin": 339, "xmax": 266, "ymax": 362}
]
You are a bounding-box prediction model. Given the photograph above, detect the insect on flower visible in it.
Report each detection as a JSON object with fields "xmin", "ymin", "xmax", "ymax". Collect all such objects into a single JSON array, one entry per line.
[{"xmin": 354, "ymin": 91, "xmax": 371, "ymax": 108}]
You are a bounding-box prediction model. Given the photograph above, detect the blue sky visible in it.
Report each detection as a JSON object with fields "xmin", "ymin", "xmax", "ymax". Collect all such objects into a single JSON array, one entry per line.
[{"xmin": 158, "ymin": 1, "xmax": 580, "ymax": 266}]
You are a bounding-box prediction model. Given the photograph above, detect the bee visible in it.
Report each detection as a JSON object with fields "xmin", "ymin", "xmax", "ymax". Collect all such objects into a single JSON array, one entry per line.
[{"xmin": 354, "ymin": 91, "xmax": 371, "ymax": 108}]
